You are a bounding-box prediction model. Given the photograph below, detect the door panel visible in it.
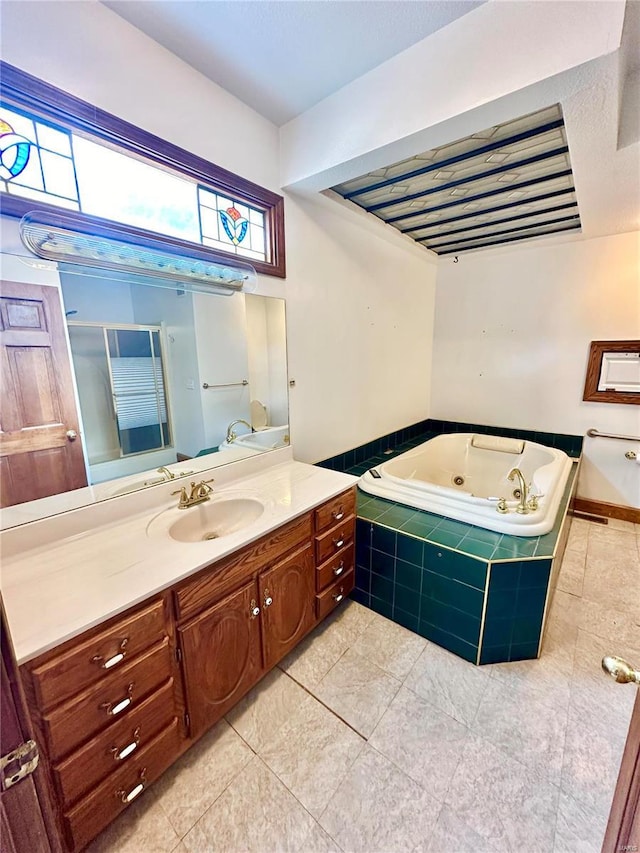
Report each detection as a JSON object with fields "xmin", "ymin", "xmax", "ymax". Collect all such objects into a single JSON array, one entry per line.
[
  {"xmin": 259, "ymin": 544, "xmax": 315, "ymax": 670},
  {"xmin": 178, "ymin": 580, "xmax": 263, "ymax": 739},
  {"xmin": 0, "ymin": 280, "xmax": 87, "ymax": 507},
  {"xmin": 603, "ymin": 688, "xmax": 640, "ymax": 851}
]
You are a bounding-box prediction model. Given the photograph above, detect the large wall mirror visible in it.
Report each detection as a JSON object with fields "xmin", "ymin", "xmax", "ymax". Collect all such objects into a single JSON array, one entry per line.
[{"xmin": 0, "ymin": 253, "xmax": 288, "ymax": 525}]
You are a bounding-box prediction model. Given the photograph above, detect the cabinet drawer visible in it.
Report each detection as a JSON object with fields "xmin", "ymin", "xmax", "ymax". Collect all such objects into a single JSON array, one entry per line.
[
  {"xmin": 316, "ymin": 544, "xmax": 354, "ymax": 593},
  {"xmin": 315, "ymin": 516, "xmax": 355, "ymax": 564},
  {"xmin": 315, "ymin": 489, "xmax": 356, "ymax": 535},
  {"xmin": 52, "ymin": 678, "xmax": 175, "ymax": 806},
  {"xmin": 315, "ymin": 569, "xmax": 355, "ymax": 621},
  {"xmin": 43, "ymin": 639, "xmax": 172, "ymax": 761},
  {"xmin": 30, "ymin": 598, "xmax": 166, "ymax": 711},
  {"xmin": 175, "ymin": 512, "xmax": 313, "ymax": 622},
  {"xmin": 63, "ymin": 718, "xmax": 180, "ymax": 852}
]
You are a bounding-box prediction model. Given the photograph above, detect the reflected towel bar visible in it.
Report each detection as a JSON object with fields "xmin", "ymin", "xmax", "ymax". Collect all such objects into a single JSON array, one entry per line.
[
  {"xmin": 587, "ymin": 428, "xmax": 640, "ymax": 442},
  {"xmin": 202, "ymin": 380, "xmax": 249, "ymax": 390}
]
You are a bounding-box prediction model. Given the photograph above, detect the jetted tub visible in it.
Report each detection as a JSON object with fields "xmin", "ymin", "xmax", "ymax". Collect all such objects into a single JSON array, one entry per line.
[{"xmin": 358, "ymin": 433, "xmax": 573, "ymax": 536}]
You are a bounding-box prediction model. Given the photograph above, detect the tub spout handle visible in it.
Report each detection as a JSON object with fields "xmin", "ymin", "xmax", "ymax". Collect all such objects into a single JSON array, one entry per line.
[{"xmin": 496, "ymin": 498, "xmax": 509, "ymax": 514}]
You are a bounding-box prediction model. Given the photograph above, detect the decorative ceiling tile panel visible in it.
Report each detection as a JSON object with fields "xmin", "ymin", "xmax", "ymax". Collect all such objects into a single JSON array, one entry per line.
[{"xmin": 330, "ymin": 104, "xmax": 580, "ymax": 255}]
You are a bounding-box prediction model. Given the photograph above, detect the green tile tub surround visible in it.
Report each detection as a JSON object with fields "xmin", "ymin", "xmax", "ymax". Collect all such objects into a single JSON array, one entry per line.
[
  {"xmin": 316, "ymin": 417, "xmax": 583, "ymax": 474},
  {"xmin": 352, "ymin": 465, "xmax": 578, "ymax": 666}
]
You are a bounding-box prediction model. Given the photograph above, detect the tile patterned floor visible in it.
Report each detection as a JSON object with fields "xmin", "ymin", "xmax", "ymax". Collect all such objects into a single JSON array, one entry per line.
[{"xmin": 88, "ymin": 518, "xmax": 640, "ymax": 853}]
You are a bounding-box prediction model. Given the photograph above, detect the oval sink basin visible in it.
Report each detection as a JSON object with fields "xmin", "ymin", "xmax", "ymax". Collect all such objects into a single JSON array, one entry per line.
[{"xmin": 167, "ymin": 498, "xmax": 264, "ymax": 543}]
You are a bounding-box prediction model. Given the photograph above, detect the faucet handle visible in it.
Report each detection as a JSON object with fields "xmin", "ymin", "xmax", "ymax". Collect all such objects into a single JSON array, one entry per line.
[{"xmin": 171, "ymin": 486, "xmax": 189, "ymax": 506}]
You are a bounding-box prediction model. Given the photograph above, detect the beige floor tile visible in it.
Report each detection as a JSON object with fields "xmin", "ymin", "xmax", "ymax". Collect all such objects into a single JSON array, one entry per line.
[
  {"xmin": 301, "ymin": 822, "xmax": 342, "ymax": 852},
  {"xmin": 488, "ymin": 636, "xmax": 574, "ymax": 712},
  {"xmin": 472, "ymin": 678, "xmax": 568, "ymax": 786},
  {"xmin": 445, "ymin": 734, "xmax": 560, "ymax": 853},
  {"xmin": 226, "ymin": 667, "xmax": 309, "ymax": 752},
  {"xmin": 278, "ymin": 618, "xmax": 351, "ymax": 689},
  {"xmin": 556, "ymin": 549, "xmax": 586, "ymax": 596},
  {"xmin": 153, "ymin": 719, "xmax": 253, "ymax": 838},
  {"xmin": 588, "ymin": 524, "xmax": 639, "ymax": 553},
  {"xmin": 404, "ymin": 641, "xmax": 491, "ymax": 726},
  {"xmin": 420, "ymin": 804, "xmax": 499, "ymax": 853},
  {"xmin": 581, "ymin": 549, "xmax": 639, "ymax": 614},
  {"xmin": 182, "ymin": 756, "xmax": 314, "ymax": 853},
  {"xmin": 547, "ymin": 588, "xmax": 582, "ymax": 629},
  {"xmin": 87, "ymin": 789, "xmax": 180, "ymax": 853},
  {"xmin": 259, "ymin": 692, "xmax": 364, "ymax": 818},
  {"xmin": 578, "ymin": 597, "xmax": 640, "ymax": 649},
  {"xmin": 553, "ymin": 788, "xmax": 608, "ymax": 853},
  {"xmin": 560, "ymin": 704, "xmax": 627, "ymax": 818},
  {"xmin": 606, "ymin": 517, "xmax": 637, "ymax": 533},
  {"xmin": 313, "ymin": 647, "xmax": 401, "ymax": 736},
  {"xmin": 319, "ymin": 745, "xmax": 441, "ymax": 853},
  {"xmin": 351, "ymin": 611, "xmax": 427, "ymax": 679},
  {"xmin": 171, "ymin": 845, "xmax": 188, "ymax": 853},
  {"xmin": 368, "ymin": 686, "xmax": 468, "ymax": 800},
  {"xmin": 327, "ymin": 598, "xmax": 377, "ymax": 644}
]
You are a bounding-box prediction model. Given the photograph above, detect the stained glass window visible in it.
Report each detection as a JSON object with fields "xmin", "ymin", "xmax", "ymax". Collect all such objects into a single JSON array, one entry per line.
[{"xmin": 0, "ymin": 63, "xmax": 285, "ymax": 277}]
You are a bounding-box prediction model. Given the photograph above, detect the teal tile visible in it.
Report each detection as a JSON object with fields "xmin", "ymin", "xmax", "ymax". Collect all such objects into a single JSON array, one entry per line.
[
  {"xmin": 371, "ymin": 549, "xmax": 395, "ymax": 579},
  {"xmin": 393, "ymin": 607, "xmax": 420, "ymax": 633},
  {"xmin": 461, "ymin": 527, "xmax": 504, "ymax": 547},
  {"xmin": 511, "ymin": 617, "xmax": 544, "ymax": 644},
  {"xmin": 479, "ymin": 645, "xmax": 511, "ymax": 665},
  {"xmin": 378, "ymin": 504, "xmax": 416, "ymax": 527},
  {"xmin": 460, "ymin": 538, "xmax": 496, "ymax": 560},
  {"xmin": 424, "ymin": 544, "xmax": 487, "ymax": 590},
  {"xmin": 357, "ymin": 502, "xmax": 387, "ymax": 522},
  {"xmin": 372, "ymin": 525, "xmax": 396, "ymax": 556},
  {"xmin": 420, "ymin": 598, "xmax": 481, "ymax": 646},
  {"xmin": 519, "ymin": 559, "xmax": 552, "ymax": 589},
  {"xmin": 400, "ymin": 516, "xmax": 439, "ymax": 538},
  {"xmin": 371, "ymin": 572, "xmax": 394, "ymax": 601},
  {"xmin": 434, "ymin": 518, "xmax": 474, "ymax": 538},
  {"xmin": 396, "ymin": 533, "xmax": 424, "ymax": 566},
  {"xmin": 395, "ymin": 559, "xmax": 422, "ymax": 593},
  {"xmin": 488, "ymin": 561, "xmax": 521, "ymax": 591},
  {"xmin": 394, "ymin": 584, "xmax": 420, "ymax": 617},
  {"xmin": 428, "ymin": 528, "xmax": 465, "ymax": 549},
  {"xmin": 350, "ymin": 587, "xmax": 370, "ymax": 608},
  {"xmin": 481, "ymin": 617, "xmax": 513, "ymax": 646},
  {"xmin": 418, "ymin": 622, "xmax": 478, "ymax": 663},
  {"xmin": 492, "ymin": 538, "xmax": 538, "ymax": 559},
  {"xmin": 509, "ymin": 641, "xmax": 539, "ymax": 661},
  {"xmin": 485, "ymin": 589, "xmax": 517, "ymax": 620},
  {"xmin": 422, "ymin": 571, "xmax": 484, "ymax": 618},
  {"xmin": 370, "ymin": 594, "xmax": 393, "ymax": 620},
  {"xmin": 515, "ymin": 585, "xmax": 547, "ymax": 619}
]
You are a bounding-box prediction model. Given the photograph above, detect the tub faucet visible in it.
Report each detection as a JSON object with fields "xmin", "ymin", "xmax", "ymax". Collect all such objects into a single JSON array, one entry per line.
[
  {"xmin": 226, "ymin": 419, "xmax": 252, "ymax": 443},
  {"xmin": 157, "ymin": 466, "xmax": 175, "ymax": 480},
  {"xmin": 508, "ymin": 468, "xmax": 529, "ymax": 514}
]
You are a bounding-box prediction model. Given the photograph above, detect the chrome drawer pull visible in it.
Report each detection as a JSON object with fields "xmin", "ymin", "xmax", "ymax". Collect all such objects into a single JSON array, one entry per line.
[
  {"xmin": 101, "ymin": 683, "xmax": 134, "ymax": 717},
  {"xmin": 92, "ymin": 638, "xmax": 128, "ymax": 669},
  {"xmin": 331, "ymin": 509, "xmax": 344, "ymax": 521},
  {"xmin": 249, "ymin": 599, "xmax": 260, "ymax": 619},
  {"xmin": 332, "ymin": 538, "xmax": 345, "ymax": 549},
  {"xmin": 333, "ymin": 593, "xmax": 344, "ymax": 604},
  {"xmin": 116, "ymin": 769, "xmax": 146, "ymax": 804},
  {"xmin": 111, "ymin": 727, "xmax": 141, "ymax": 762},
  {"xmin": 333, "ymin": 562, "xmax": 345, "ymax": 577}
]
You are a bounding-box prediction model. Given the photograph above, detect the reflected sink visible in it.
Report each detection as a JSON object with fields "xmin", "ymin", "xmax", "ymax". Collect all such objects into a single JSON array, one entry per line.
[{"xmin": 167, "ymin": 498, "xmax": 264, "ymax": 543}]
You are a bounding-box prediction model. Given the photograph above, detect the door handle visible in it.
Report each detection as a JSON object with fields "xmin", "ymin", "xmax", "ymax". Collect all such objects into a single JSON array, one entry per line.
[
  {"xmin": 66, "ymin": 429, "xmax": 78, "ymax": 441},
  {"xmin": 601, "ymin": 656, "xmax": 640, "ymax": 684}
]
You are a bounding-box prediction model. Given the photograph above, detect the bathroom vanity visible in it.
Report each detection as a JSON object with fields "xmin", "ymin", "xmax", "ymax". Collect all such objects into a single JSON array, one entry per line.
[{"xmin": 1, "ymin": 452, "xmax": 356, "ymax": 851}]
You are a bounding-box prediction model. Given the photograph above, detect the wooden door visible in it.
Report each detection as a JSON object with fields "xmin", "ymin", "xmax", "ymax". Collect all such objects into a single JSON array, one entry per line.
[
  {"xmin": 603, "ymin": 688, "xmax": 640, "ymax": 851},
  {"xmin": 0, "ymin": 280, "xmax": 87, "ymax": 508},
  {"xmin": 258, "ymin": 544, "xmax": 315, "ymax": 670},
  {"xmin": 1, "ymin": 597, "xmax": 61, "ymax": 852},
  {"xmin": 177, "ymin": 580, "xmax": 263, "ymax": 739}
]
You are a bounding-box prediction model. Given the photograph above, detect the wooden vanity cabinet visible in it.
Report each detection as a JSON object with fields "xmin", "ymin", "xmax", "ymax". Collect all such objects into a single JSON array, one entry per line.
[{"xmin": 19, "ymin": 487, "xmax": 357, "ymax": 851}]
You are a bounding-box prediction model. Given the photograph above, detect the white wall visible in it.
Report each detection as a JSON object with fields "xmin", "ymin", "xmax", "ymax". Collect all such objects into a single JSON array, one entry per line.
[
  {"xmin": 431, "ymin": 232, "xmax": 640, "ymax": 507},
  {"xmin": 1, "ymin": 0, "xmax": 437, "ymax": 466}
]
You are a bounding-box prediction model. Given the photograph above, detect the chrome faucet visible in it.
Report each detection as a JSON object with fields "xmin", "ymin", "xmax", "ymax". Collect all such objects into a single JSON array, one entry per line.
[
  {"xmin": 226, "ymin": 419, "xmax": 252, "ymax": 443},
  {"xmin": 172, "ymin": 479, "xmax": 214, "ymax": 509},
  {"xmin": 508, "ymin": 468, "xmax": 529, "ymax": 514}
]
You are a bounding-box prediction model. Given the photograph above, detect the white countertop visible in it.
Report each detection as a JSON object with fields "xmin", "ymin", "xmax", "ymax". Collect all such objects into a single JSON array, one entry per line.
[{"xmin": 0, "ymin": 452, "xmax": 357, "ymax": 665}]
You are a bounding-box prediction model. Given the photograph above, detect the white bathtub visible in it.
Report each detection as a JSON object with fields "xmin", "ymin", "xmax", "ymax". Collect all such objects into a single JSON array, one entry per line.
[
  {"xmin": 219, "ymin": 425, "xmax": 290, "ymax": 453},
  {"xmin": 358, "ymin": 433, "xmax": 573, "ymax": 537}
]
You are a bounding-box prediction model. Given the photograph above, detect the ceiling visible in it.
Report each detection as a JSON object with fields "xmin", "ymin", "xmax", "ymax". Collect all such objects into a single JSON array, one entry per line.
[
  {"xmin": 102, "ymin": 0, "xmax": 485, "ymax": 126},
  {"xmin": 331, "ymin": 104, "xmax": 582, "ymax": 255}
]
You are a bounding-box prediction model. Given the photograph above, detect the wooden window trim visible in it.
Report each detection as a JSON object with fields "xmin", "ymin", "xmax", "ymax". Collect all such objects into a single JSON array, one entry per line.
[
  {"xmin": 583, "ymin": 340, "xmax": 640, "ymax": 405},
  {"xmin": 0, "ymin": 62, "xmax": 285, "ymax": 278}
]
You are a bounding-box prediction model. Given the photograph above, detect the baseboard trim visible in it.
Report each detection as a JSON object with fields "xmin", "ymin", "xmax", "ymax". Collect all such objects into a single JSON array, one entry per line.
[{"xmin": 573, "ymin": 497, "xmax": 640, "ymax": 524}]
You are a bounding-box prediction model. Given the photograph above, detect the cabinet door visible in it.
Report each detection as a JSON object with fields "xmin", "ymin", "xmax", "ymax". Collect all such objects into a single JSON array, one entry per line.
[
  {"xmin": 178, "ymin": 580, "xmax": 263, "ymax": 739},
  {"xmin": 259, "ymin": 544, "xmax": 315, "ymax": 670}
]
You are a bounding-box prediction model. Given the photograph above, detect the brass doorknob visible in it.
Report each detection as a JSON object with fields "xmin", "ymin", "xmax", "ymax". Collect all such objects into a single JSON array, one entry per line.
[
  {"xmin": 66, "ymin": 429, "xmax": 77, "ymax": 441},
  {"xmin": 601, "ymin": 656, "xmax": 640, "ymax": 684}
]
